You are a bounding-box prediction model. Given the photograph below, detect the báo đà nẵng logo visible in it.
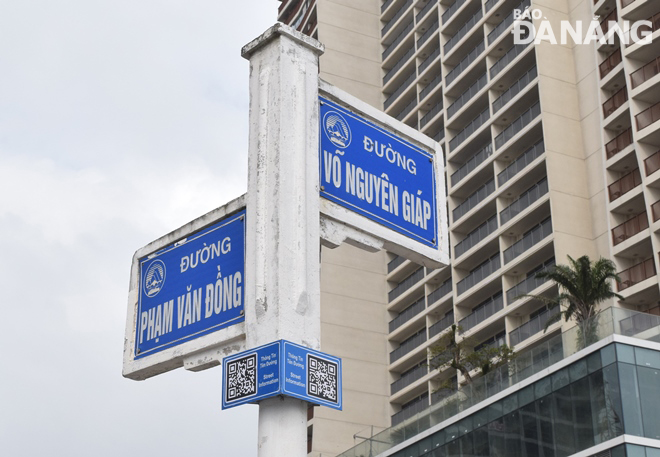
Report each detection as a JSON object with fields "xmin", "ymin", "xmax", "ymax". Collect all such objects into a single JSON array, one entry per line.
[
  {"xmin": 143, "ymin": 259, "xmax": 166, "ymax": 298},
  {"xmin": 511, "ymin": 8, "xmax": 652, "ymax": 46},
  {"xmin": 323, "ymin": 110, "xmax": 352, "ymax": 149}
]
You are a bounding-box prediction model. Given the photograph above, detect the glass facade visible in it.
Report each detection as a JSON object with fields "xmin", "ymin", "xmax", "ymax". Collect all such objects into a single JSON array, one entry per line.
[{"xmin": 388, "ymin": 343, "xmax": 660, "ymax": 457}]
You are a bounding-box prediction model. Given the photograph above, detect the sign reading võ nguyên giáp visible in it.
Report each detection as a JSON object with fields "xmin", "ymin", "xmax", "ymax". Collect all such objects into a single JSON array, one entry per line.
[{"xmin": 135, "ymin": 210, "xmax": 245, "ymax": 359}]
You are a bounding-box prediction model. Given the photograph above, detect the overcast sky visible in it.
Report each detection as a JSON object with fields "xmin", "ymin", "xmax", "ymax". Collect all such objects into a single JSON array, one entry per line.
[{"xmin": 0, "ymin": 1, "xmax": 279, "ymax": 455}]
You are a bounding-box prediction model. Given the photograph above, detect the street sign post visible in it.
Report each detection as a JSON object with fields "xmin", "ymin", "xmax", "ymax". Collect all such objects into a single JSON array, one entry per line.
[{"xmin": 222, "ymin": 340, "xmax": 342, "ymax": 411}]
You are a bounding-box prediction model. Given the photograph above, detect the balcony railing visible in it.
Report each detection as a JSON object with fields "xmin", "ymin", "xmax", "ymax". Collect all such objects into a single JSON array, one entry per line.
[
  {"xmin": 485, "ymin": 0, "xmax": 500, "ymax": 12},
  {"xmin": 429, "ymin": 311, "xmax": 455, "ymax": 338},
  {"xmin": 420, "ymin": 72, "xmax": 442, "ymax": 101},
  {"xmin": 383, "ymin": 21, "xmax": 414, "ymax": 61},
  {"xmin": 509, "ymin": 306, "xmax": 560, "ymax": 346},
  {"xmin": 636, "ymin": 101, "xmax": 660, "ymax": 131},
  {"xmin": 418, "ymin": 47, "xmax": 440, "ymax": 75},
  {"xmin": 605, "ymin": 128, "xmax": 633, "ymax": 159},
  {"xmin": 456, "ymin": 253, "xmax": 501, "ymax": 295},
  {"xmin": 503, "ymin": 217, "xmax": 552, "ymax": 264},
  {"xmin": 396, "ymin": 97, "xmax": 417, "ymax": 121},
  {"xmin": 455, "ymin": 214, "xmax": 498, "ymax": 258},
  {"xmin": 498, "ymin": 139, "xmax": 545, "ymax": 186},
  {"xmin": 449, "ymin": 108, "xmax": 490, "ymax": 151},
  {"xmin": 417, "ymin": 20, "xmax": 439, "ymax": 48},
  {"xmin": 645, "ymin": 150, "xmax": 660, "ymax": 176},
  {"xmin": 384, "ymin": 70, "xmax": 417, "ymax": 109},
  {"xmin": 391, "ymin": 363, "xmax": 428, "ymax": 394},
  {"xmin": 612, "ymin": 212, "xmax": 648, "ymax": 246},
  {"xmin": 434, "ymin": 129, "xmax": 445, "ymax": 142},
  {"xmin": 500, "ymin": 177, "xmax": 548, "ymax": 225},
  {"xmin": 391, "ymin": 394, "xmax": 429, "ymax": 426},
  {"xmin": 618, "ymin": 258, "xmax": 656, "ymax": 291},
  {"xmin": 445, "ymin": 41, "xmax": 485, "ymax": 87},
  {"xmin": 490, "ymin": 42, "xmax": 530, "ymax": 79},
  {"xmin": 448, "ymin": 72, "xmax": 488, "ymax": 119},
  {"xmin": 493, "ymin": 66, "xmax": 538, "ymax": 114},
  {"xmin": 382, "ymin": 0, "xmax": 414, "ymax": 37},
  {"xmin": 608, "ymin": 168, "xmax": 641, "ymax": 202},
  {"xmin": 487, "ymin": 0, "xmax": 531, "ymax": 44},
  {"xmin": 620, "ymin": 0, "xmax": 636, "ymax": 7},
  {"xmin": 420, "ymin": 100, "xmax": 443, "ymax": 127},
  {"xmin": 629, "ymin": 13, "xmax": 660, "ymax": 48},
  {"xmin": 416, "ymin": 0, "xmax": 436, "ymax": 23},
  {"xmin": 599, "ymin": 10, "xmax": 617, "ymax": 36},
  {"xmin": 444, "ymin": 9, "xmax": 483, "ymax": 55},
  {"xmin": 602, "ymin": 87, "xmax": 628, "ymax": 118},
  {"xmin": 384, "ymin": 46, "xmax": 415, "ymax": 85},
  {"xmin": 631, "ymin": 57, "xmax": 660, "ymax": 89},
  {"xmin": 389, "ymin": 266, "xmax": 425, "ymax": 302},
  {"xmin": 390, "ymin": 297, "xmax": 426, "ymax": 332},
  {"xmin": 652, "ymin": 200, "xmax": 660, "ymax": 222},
  {"xmin": 451, "ymin": 143, "xmax": 493, "ymax": 186},
  {"xmin": 390, "ymin": 329, "xmax": 427, "ymax": 363},
  {"xmin": 453, "ymin": 178, "xmax": 495, "ymax": 222},
  {"xmin": 442, "ymin": 0, "xmax": 465, "ymax": 24},
  {"xmin": 428, "ymin": 279, "xmax": 452, "ymax": 305},
  {"xmin": 599, "ymin": 48, "xmax": 622, "ymax": 79},
  {"xmin": 459, "ymin": 293, "xmax": 504, "ymax": 331},
  {"xmin": 494, "ymin": 101, "xmax": 541, "ymax": 150},
  {"xmin": 388, "ymin": 254, "xmax": 406, "ymax": 273},
  {"xmin": 505, "ymin": 258, "xmax": 555, "ymax": 304},
  {"xmin": 381, "ymin": 0, "xmax": 396, "ymax": 14}
]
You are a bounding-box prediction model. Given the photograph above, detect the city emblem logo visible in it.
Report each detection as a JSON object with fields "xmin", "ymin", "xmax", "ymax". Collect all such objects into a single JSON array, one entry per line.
[
  {"xmin": 143, "ymin": 259, "xmax": 166, "ymax": 298},
  {"xmin": 323, "ymin": 110, "xmax": 352, "ymax": 149}
]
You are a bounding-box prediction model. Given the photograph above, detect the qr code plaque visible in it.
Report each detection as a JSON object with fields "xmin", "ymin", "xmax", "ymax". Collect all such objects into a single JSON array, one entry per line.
[
  {"xmin": 226, "ymin": 353, "xmax": 257, "ymax": 402},
  {"xmin": 307, "ymin": 354, "xmax": 338, "ymax": 403}
]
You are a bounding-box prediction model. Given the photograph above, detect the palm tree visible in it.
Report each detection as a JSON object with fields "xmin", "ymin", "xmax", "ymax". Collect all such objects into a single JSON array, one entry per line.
[{"xmin": 526, "ymin": 255, "xmax": 623, "ymax": 348}]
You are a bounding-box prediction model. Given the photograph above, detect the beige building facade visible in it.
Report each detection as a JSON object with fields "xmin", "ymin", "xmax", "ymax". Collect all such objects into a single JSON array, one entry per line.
[{"xmin": 277, "ymin": 0, "xmax": 660, "ymax": 455}]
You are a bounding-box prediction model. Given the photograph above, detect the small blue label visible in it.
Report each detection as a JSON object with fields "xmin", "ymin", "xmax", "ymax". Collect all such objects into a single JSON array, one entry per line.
[{"xmin": 319, "ymin": 96, "xmax": 438, "ymax": 248}]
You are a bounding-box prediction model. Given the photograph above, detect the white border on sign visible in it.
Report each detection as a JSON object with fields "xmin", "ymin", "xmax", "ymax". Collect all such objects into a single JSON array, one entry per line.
[
  {"xmin": 123, "ymin": 194, "xmax": 248, "ymax": 381},
  {"xmin": 318, "ymin": 80, "xmax": 450, "ymax": 269}
]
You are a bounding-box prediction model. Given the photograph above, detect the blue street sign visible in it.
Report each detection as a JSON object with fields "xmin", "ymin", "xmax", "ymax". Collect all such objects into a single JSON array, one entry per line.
[
  {"xmin": 135, "ymin": 210, "xmax": 245, "ymax": 359},
  {"xmin": 319, "ymin": 96, "xmax": 439, "ymax": 248},
  {"xmin": 222, "ymin": 340, "xmax": 342, "ymax": 410}
]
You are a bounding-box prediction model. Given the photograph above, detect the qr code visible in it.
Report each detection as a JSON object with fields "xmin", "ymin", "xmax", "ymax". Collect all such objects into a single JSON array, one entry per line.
[
  {"xmin": 307, "ymin": 354, "xmax": 338, "ymax": 403},
  {"xmin": 226, "ymin": 353, "xmax": 257, "ymax": 402}
]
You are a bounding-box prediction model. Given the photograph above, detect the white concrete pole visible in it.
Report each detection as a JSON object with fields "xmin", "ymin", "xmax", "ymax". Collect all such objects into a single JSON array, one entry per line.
[{"xmin": 241, "ymin": 24, "xmax": 324, "ymax": 457}]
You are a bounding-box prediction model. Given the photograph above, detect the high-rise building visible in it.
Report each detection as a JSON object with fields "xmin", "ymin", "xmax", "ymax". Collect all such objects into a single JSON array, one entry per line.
[{"xmin": 276, "ymin": 0, "xmax": 660, "ymax": 456}]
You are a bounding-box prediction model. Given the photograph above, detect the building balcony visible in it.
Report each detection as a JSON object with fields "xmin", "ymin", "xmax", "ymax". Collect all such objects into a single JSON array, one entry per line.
[
  {"xmin": 390, "ymin": 394, "xmax": 428, "ymax": 426},
  {"xmin": 452, "ymin": 177, "xmax": 495, "ymax": 222},
  {"xmin": 505, "ymin": 258, "xmax": 555, "ymax": 304},
  {"xmin": 458, "ymin": 292, "xmax": 504, "ymax": 331},
  {"xmin": 454, "ymin": 214, "xmax": 498, "ymax": 258},
  {"xmin": 652, "ymin": 200, "xmax": 660, "ymax": 222},
  {"xmin": 599, "ymin": 9, "xmax": 617, "ymax": 36},
  {"xmin": 383, "ymin": 21, "xmax": 414, "ymax": 61},
  {"xmin": 388, "ymin": 254, "xmax": 407, "ymax": 273},
  {"xmin": 509, "ymin": 305, "xmax": 559, "ymax": 346},
  {"xmin": 420, "ymin": 100, "xmax": 443, "ymax": 127},
  {"xmin": 608, "ymin": 168, "xmax": 642, "ymax": 202},
  {"xmin": 492, "ymin": 66, "xmax": 538, "ymax": 114},
  {"xmin": 605, "ymin": 128, "xmax": 633, "ymax": 159},
  {"xmin": 417, "ymin": 20, "xmax": 439, "ymax": 48},
  {"xmin": 602, "ymin": 87, "xmax": 628, "ymax": 118},
  {"xmin": 381, "ymin": 0, "xmax": 397, "ymax": 14},
  {"xmin": 500, "ymin": 177, "xmax": 549, "ymax": 225},
  {"xmin": 490, "ymin": 43, "xmax": 530, "ymax": 80},
  {"xmin": 487, "ymin": 0, "xmax": 531, "ymax": 45},
  {"xmin": 445, "ymin": 40, "xmax": 485, "ymax": 87},
  {"xmin": 599, "ymin": 48, "xmax": 622, "ymax": 79},
  {"xmin": 428, "ymin": 278, "xmax": 452, "ymax": 307},
  {"xmin": 498, "ymin": 139, "xmax": 545, "ymax": 186},
  {"xmin": 395, "ymin": 97, "xmax": 417, "ymax": 121},
  {"xmin": 503, "ymin": 217, "xmax": 552, "ymax": 264},
  {"xmin": 612, "ymin": 212, "xmax": 649, "ymax": 246},
  {"xmin": 391, "ymin": 363, "xmax": 427, "ymax": 395},
  {"xmin": 429, "ymin": 310, "xmax": 455, "ymax": 338},
  {"xmin": 390, "ymin": 328, "xmax": 427, "ymax": 363},
  {"xmin": 447, "ymin": 72, "xmax": 488, "ymax": 119},
  {"xmin": 390, "ymin": 297, "xmax": 426, "ymax": 332},
  {"xmin": 485, "ymin": 0, "xmax": 500, "ymax": 13},
  {"xmin": 420, "ymin": 72, "xmax": 442, "ymax": 102},
  {"xmin": 645, "ymin": 149, "xmax": 660, "ymax": 175},
  {"xmin": 449, "ymin": 108, "xmax": 490, "ymax": 152},
  {"xmin": 384, "ymin": 70, "xmax": 417, "ymax": 109},
  {"xmin": 618, "ymin": 257, "xmax": 656, "ymax": 291},
  {"xmin": 389, "ymin": 267, "xmax": 425, "ymax": 302},
  {"xmin": 631, "ymin": 57, "xmax": 660, "ymax": 89},
  {"xmin": 636, "ymin": 101, "xmax": 660, "ymax": 131},
  {"xmin": 444, "ymin": 9, "xmax": 483, "ymax": 55},
  {"xmin": 620, "ymin": 0, "xmax": 636, "ymax": 7},
  {"xmin": 456, "ymin": 252, "xmax": 501, "ymax": 296},
  {"xmin": 494, "ymin": 101, "xmax": 541, "ymax": 150},
  {"xmin": 441, "ymin": 0, "xmax": 465, "ymax": 25},
  {"xmin": 383, "ymin": 46, "xmax": 415, "ymax": 85},
  {"xmin": 416, "ymin": 0, "xmax": 436, "ymax": 23},
  {"xmin": 382, "ymin": 0, "xmax": 413, "ymax": 37},
  {"xmin": 451, "ymin": 143, "xmax": 493, "ymax": 186},
  {"xmin": 418, "ymin": 47, "xmax": 440, "ymax": 76}
]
